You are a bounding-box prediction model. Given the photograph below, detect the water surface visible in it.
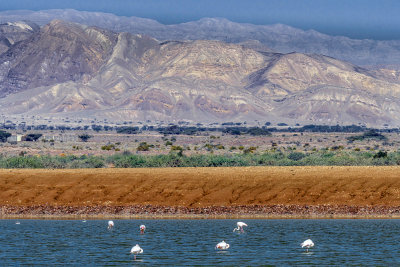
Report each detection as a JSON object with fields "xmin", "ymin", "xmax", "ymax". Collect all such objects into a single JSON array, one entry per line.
[{"xmin": 1, "ymin": 219, "xmax": 399, "ymax": 265}]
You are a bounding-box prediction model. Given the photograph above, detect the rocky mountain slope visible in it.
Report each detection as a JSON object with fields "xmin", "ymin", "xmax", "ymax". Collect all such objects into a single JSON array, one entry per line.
[
  {"xmin": 1, "ymin": 9, "xmax": 400, "ymax": 67},
  {"xmin": 0, "ymin": 20, "xmax": 400, "ymax": 126},
  {"xmin": 0, "ymin": 21, "xmax": 39, "ymax": 55},
  {"xmin": 0, "ymin": 20, "xmax": 117, "ymax": 96}
]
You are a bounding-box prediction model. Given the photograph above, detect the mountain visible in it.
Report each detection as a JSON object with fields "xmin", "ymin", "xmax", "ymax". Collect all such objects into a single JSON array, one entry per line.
[
  {"xmin": 1, "ymin": 9, "xmax": 400, "ymax": 68},
  {"xmin": 0, "ymin": 20, "xmax": 400, "ymax": 126},
  {"xmin": 0, "ymin": 21, "xmax": 39, "ymax": 55},
  {"xmin": 0, "ymin": 20, "xmax": 117, "ymax": 96}
]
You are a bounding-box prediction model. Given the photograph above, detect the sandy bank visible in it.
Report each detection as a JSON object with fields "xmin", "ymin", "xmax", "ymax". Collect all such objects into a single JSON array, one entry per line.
[{"xmin": 1, "ymin": 166, "xmax": 400, "ymax": 218}]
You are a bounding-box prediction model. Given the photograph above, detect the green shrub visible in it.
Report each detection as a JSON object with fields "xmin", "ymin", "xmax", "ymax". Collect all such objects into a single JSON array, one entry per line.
[
  {"xmin": 373, "ymin": 151, "xmax": 387, "ymax": 159},
  {"xmin": 137, "ymin": 142, "xmax": 153, "ymax": 151},
  {"xmin": 288, "ymin": 152, "xmax": 306, "ymax": 161},
  {"xmin": 101, "ymin": 144, "xmax": 115, "ymax": 151},
  {"xmin": 243, "ymin": 146, "xmax": 257, "ymax": 154}
]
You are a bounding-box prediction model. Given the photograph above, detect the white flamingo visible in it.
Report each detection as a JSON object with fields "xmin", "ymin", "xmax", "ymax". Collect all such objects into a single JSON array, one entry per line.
[
  {"xmin": 108, "ymin": 220, "xmax": 114, "ymax": 230},
  {"xmin": 301, "ymin": 239, "xmax": 314, "ymax": 252},
  {"xmin": 233, "ymin": 222, "xmax": 248, "ymax": 232},
  {"xmin": 130, "ymin": 244, "xmax": 143, "ymax": 260},
  {"xmin": 215, "ymin": 240, "xmax": 230, "ymax": 250},
  {"xmin": 140, "ymin": 224, "xmax": 146, "ymax": 233}
]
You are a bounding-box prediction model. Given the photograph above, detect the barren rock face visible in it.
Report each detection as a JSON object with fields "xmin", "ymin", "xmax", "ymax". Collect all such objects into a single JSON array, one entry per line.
[
  {"xmin": 155, "ymin": 40, "xmax": 265, "ymax": 83},
  {"xmin": 0, "ymin": 20, "xmax": 117, "ymax": 97},
  {"xmin": 0, "ymin": 21, "xmax": 39, "ymax": 55},
  {"xmin": 248, "ymin": 53, "xmax": 400, "ymax": 97},
  {"xmin": 1, "ymin": 20, "xmax": 400, "ymax": 126}
]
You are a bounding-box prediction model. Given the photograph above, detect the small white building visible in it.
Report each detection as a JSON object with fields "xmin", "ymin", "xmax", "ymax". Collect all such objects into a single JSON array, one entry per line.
[{"xmin": 7, "ymin": 134, "xmax": 23, "ymax": 142}]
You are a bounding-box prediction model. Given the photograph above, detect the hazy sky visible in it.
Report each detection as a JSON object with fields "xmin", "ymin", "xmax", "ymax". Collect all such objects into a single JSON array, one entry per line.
[{"xmin": 1, "ymin": 0, "xmax": 400, "ymax": 40}]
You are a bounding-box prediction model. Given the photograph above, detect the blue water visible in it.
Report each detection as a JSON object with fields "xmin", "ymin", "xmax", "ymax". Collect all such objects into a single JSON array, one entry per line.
[{"xmin": 1, "ymin": 219, "xmax": 400, "ymax": 266}]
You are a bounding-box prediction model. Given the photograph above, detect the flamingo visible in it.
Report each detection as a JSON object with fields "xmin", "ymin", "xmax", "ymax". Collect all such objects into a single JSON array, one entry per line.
[
  {"xmin": 233, "ymin": 222, "xmax": 248, "ymax": 232},
  {"xmin": 82, "ymin": 219, "xmax": 87, "ymax": 223},
  {"xmin": 301, "ymin": 239, "xmax": 314, "ymax": 252},
  {"xmin": 15, "ymin": 221, "xmax": 20, "ymax": 225},
  {"xmin": 130, "ymin": 244, "xmax": 143, "ymax": 260},
  {"xmin": 140, "ymin": 224, "xmax": 146, "ymax": 233},
  {"xmin": 216, "ymin": 240, "xmax": 230, "ymax": 250},
  {"xmin": 108, "ymin": 220, "xmax": 114, "ymax": 230}
]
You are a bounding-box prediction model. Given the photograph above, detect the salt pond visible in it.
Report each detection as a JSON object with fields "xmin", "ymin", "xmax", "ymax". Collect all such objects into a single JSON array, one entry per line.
[{"xmin": 1, "ymin": 219, "xmax": 399, "ymax": 265}]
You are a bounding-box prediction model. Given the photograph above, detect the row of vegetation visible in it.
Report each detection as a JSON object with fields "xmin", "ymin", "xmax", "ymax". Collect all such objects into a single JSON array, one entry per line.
[
  {"xmin": 2, "ymin": 123, "xmax": 399, "ymax": 135},
  {"xmin": 0, "ymin": 150, "xmax": 399, "ymax": 168},
  {"xmin": 109, "ymin": 124, "xmax": 399, "ymax": 135}
]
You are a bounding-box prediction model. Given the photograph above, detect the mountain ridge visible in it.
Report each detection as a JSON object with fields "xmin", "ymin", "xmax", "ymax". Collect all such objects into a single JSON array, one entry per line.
[
  {"xmin": 0, "ymin": 20, "xmax": 400, "ymax": 126},
  {"xmin": 1, "ymin": 9, "xmax": 400, "ymax": 68}
]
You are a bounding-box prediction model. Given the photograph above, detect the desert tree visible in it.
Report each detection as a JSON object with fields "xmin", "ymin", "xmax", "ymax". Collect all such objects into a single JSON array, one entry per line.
[{"xmin": 78, "ymin": 133, "xmax": 92, "ymax": 142}]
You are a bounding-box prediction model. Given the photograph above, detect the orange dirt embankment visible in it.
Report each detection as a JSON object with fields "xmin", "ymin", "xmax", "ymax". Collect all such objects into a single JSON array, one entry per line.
[{"xmin": 1, "ymin": 166, "xmax": 400, "ymax": 208}]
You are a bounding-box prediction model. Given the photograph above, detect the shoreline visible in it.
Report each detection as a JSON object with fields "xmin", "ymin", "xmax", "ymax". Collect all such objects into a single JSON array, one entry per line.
[{"xmin": 2, "ymin": 204, "xmax": 400, "ymax": 219}]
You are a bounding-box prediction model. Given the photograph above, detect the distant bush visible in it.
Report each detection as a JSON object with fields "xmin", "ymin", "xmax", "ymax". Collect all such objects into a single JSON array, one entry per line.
[
  {"xmin": 116, "ymin": 126, "xmax": 140, "ymax": 134},
  {"xmin": 288, "ymin": 152, "xmax": 306, "ymax": 161},
  {"xmin": 223, "ymin": 128, "xmax": 241, "ymax": 135},
  {"xmin": 91, "ymin": 125, "xmax": 103, "ymax": 132},
  {"xmin": 347, "ymin": 130, "xmax": 387, "ymax": 142},
  {"xmin": 137, "ymin": 142, "xmax": 154, "ymax": 152},
  {"xmin": 165, "ymin": 141, "xmax": 173, "ymax": 146},
  {"xmin": 23, "ymin": 133, "xmax": 42, "ymax": 142},
  {"xmin": 216, "ymin": 144, "xmax": 225, "ymax": 150},
  {"xmin": 171, "ymin": 145, "xmax": 183, "ymax": 151},
  {"xmin": 101, "ymin": 144, "xmax": 116, "ymax": 151},
  {"xmin": 0, "ymin": 130, "xmax": 11, "ymax": 142},
  {"xmin": 78, "ymin": 133, "xmax": 92, "ymax": 142},
  {"xmin": 157, "ymin": 125, "xmax": 197, "ymax": 135},
  {"xmin": 373, "ymin": 151, "xmax": 387, "ymax": 159},
  {"xmin": 243, "ymin": 146, "xmax": 257, "ymax": 154}
]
